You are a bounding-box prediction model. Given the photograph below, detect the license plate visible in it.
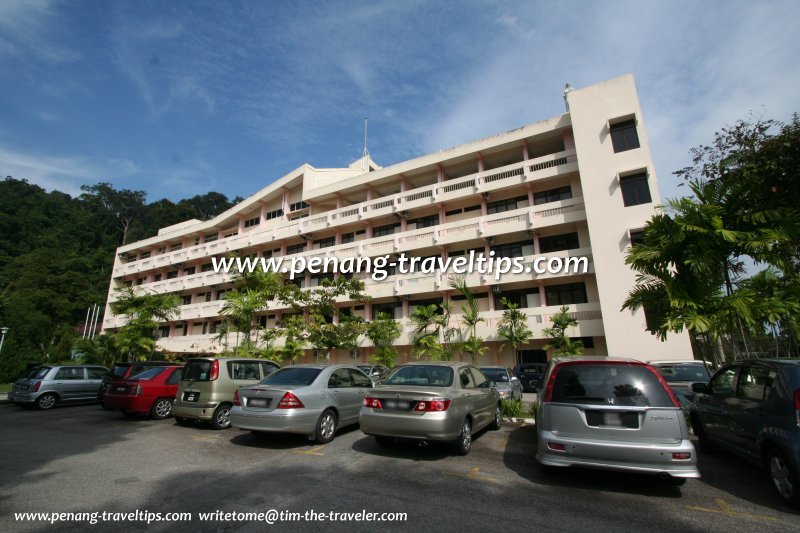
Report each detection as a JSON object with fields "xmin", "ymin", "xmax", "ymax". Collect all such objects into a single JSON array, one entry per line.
[
  {"xmin": 115, "ymin": 386, "xmax": 127, "ymax": 392},
  {"xmin": 384, "ymin": 400, "xmax": 410, "ymax": 410},
  {"xmin": 183, "ymin": 392, "xmax": 199, "ymax": 402},
  {"xmin": 586, "ymin": 411, "xmax": 639, "ymax": 429},
  {"xmin": 248, "ymin": 398, "xmax": 270, "ymax": 408}
]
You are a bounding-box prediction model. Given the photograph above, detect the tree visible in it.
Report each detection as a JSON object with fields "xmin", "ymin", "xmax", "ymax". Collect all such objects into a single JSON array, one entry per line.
[
  {"xmin": 73, "ymin": 334, "xmax": 121, "ymax": 368},
  {"xmin": 497, "ymin": 297, "xmax": 533, "ymax": 360},
  {"xmin": 109, "ymin": 287, "xmax": 179, "ymax": 361},
  {"xmin": 449, "ymin": 277, "xmax": 487, "ymax": 364},
  {"xmin": 542, "ymin": 306, "xmax": 583, "ymax": 356},
  {"xmin": 410, "ymin": 303, "xmax": 455, "ymax": 361},
  {"xmin": 80, "ymin": 183, "xmax": 146, "ymax": 245},
  {"xmin": 366, "ymin": 312, "xmax": 402, "ymax": 367}
]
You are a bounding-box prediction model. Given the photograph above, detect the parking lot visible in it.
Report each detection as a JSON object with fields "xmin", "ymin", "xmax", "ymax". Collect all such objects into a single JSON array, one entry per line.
[{"xmin": 1, "ymin": 402, "xmax": 798, "ymax": 532}]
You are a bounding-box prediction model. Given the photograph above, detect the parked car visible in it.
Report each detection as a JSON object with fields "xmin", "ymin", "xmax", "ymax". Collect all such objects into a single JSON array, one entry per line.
[
  {"xmin": 172, "ymin": 357, "xmax": 280, "ymax": 429},
  {"xmin": 359, "ymin": 362, "xmax": 502, "ymax": 455},
  {"xmin": 231, "ymin": 365, "xmax": 373, "ymax": 443},
  {"xmin": 479, "ymin": 366, "xmax": 523, "ymax": 400},
  {"xmin": 513, "ymin": 363, "xmax": 546, "ymax": 392},
  {"xmin": 690, "ymin": 359, "xmax": 800, "ymax": 508},
  {"xmin": 356, "ymin": 364, "xmax": 390, "ymax": 383},
  {"xmin": 650, "ymin": 360, "xmax": 712, "ymax": 411},
  {"xmin": 10, "ymin": 365, "xmax": 109, "ymax": 410},
  {"xmin": 535, "ymin": 356, "xmax": 699, "ymax": 484},
  {"xmin": 102, "ymin": 365, "xmax": 184, "ymax": 419},
  {"xmin": 99, "ymin": 361, "xmax": 183, "ymax": 404}
]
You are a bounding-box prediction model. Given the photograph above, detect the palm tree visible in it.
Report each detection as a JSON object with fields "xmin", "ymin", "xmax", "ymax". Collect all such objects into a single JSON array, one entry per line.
[
  {"xmin": 450, "ymin": 277, "xmax": 487, "ymax": 364},
  {"xmin": 220, "ymin": 289, "xmax": 265, "ymax": 356},
  {"xmin": 542, "ymin": 306, "xmax": 583, "ymax": 356},
  {"xmin": 366, "ymin": 312, "xmax": 402, "ymax": 367},
  {"xmin": 497, "ymin": 297, "xmax": 533, "ymax": 361},
  {"xmin": 109, "ymin": 287, "xmax": 179, "ymax": 361}
]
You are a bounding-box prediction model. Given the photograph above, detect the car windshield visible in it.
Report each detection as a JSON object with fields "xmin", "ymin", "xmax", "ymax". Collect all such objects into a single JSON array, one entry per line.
[
  {"xmin": 130, "ymin": 367, "xmax": 166, "ymax": 381},
  {"xmin": 384, "ymin": 366, "xmax": 454, "ymax": 387},
  {"xmin": 480, "ymin": 368, "xmax": 509, "ymax": 382},
  {"xmin": 356, "ymin": 366, "xmax": 372, "ymax": 374},
  {"xmin": 551, "ymin": 364, "xmax": 674, "ymax": 407},
  {"xmin": 24, "ymin": 367, "xmax": 50, "ymax": 379},
  {"xmin": 656, "ymin": 364, "xmax": 711, "ymax": 383},
  {"xmin": 260, "ymin": 367, "xmax": 322, "ymax": 386}
]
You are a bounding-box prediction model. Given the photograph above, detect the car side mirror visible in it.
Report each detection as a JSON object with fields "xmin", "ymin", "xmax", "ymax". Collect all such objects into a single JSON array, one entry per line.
[{"xmin": 691, "ymin": 383, "xmax": 709, "ymax": 393}]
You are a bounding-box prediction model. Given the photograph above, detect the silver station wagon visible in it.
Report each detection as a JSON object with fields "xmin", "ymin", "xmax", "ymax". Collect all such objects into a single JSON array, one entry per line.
[
  {"xmin": 10, "ymin": 365, "xmax": 109, "ymax": 410},
  {"xmin": 230, "ymin": 365, "xmax": 373, "ymax": 444},
  {"xmin": 359, "ymin": 362, "xmax": 502, "ymax": 455},
  {"xmin": 535, "ymin": 356, "xmax": 700, "ymax": 484}
]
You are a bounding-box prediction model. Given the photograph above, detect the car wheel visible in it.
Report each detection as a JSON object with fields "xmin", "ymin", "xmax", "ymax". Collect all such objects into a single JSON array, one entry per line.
[
  {"xmin": 454, "ymin": 419, "xmax": 472, "ymax": 456},
  {"xmin": 767, "ymin": 447, "xmax": 800, "ymax": 508},
  {"xmin": 374, "ymin": 436, "xmax": 394, "ymax": 447},
  {"xmin": 691, "ymin": 413, "xmax": 715, "ymax": 453},
  {"xmin": 211, "ymin": 404, "xmax": 232, "ymax": 430},
  {"xmin": 36, "ymin": 393, "xmax": 57, "ymax": 410},
  {"xmin": 315, "ymin": 409, "xmax": 337, "ymax": 444},
  {"xmin": 150, "ymin": 398, "xmax": 173, "ymax": 420},
  {"xmin": 174, "ymin": 416, "xmax": 193, "ymax": 426},
  {"xmin": 490, "ymin": 403, "xmax": 502, "ymax": 430}
]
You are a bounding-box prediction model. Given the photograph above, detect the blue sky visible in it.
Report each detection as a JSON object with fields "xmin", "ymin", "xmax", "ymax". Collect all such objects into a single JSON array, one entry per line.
[{"xmin": 1, "ymin": 0, "xmax": 798, "ymax": 204}]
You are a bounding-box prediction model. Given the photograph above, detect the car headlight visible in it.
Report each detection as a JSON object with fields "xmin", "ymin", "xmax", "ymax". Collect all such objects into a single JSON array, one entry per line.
[{"xmin": 499, "ymin": 390, "xmax": 511, "ymax": 398}]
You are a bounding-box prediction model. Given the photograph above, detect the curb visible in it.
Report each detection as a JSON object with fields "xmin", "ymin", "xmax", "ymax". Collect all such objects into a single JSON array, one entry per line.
[{"xmin": 503, "ymin": 417, "xmax": 535, "ymax": 425}]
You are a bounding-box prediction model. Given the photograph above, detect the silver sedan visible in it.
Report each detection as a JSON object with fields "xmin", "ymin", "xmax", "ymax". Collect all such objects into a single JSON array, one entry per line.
[
  {"xmin": 359, "ymin": 362, "xmax": 502, "ymax": 455},
  {"xmin": 230, "ymin": 365, "xmax": 373, "ymax": 444},
  {"xmin": 479, "ymin": 366, "xmax": 523, "ymax": 401}
]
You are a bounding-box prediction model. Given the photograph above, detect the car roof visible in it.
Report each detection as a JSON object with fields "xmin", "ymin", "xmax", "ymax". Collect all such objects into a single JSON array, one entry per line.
[
  {"xmin": 479, "ymin": 366, "xmax": 508, "ymax": 370},
  {"xmin": 395, "ymin": 361, "xmax": 471, "ymax": 368},
  {"xmin": 550, "ymin": 356, "xmax": 646, "ymax": 365},
  {"xmin": 648, "ymin": 360, "xmax": 709, "ymax": 365}
]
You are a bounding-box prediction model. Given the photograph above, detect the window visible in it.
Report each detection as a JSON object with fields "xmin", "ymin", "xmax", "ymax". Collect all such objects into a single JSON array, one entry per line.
[
  {"xmin": 384, "ymin": 366, "xmax": 454, "ymax": 387},
  {"xmin": 204, "ymin": 234, "xmax": 218, "ymax": 243},
  {"xmin": 158, "ymin": 326, "xmax": 170, "ymax": 338},
  {"xmin": 539, "ymin": 233, "xmax": 580, "ymax": 254},
  {"xmin": 181, "ymin": 295, "xmax": 192, "ymax": 306},
  {"xmin": 209, "ymin": 321, "xmax": 222, "ymax": 334},
  {"xmin": 87, "ymin": 367, "xmax": 107, "ymax": 380},
  {"xmin": 154, "ymin": 274, "xmax": 162, "ymax": 282},
  {"xmin": 341, "ymin": 232, "xmax": 355, "ymax": 244},
  {"xmin": 135, "ymin": 277, "xmax": 144, "ymax": 286},
  {"xmin": 349, "ymin": 369, "xmax": 372, "ymax": 387},
  {"xmin": 286, "ymin": 243, "xmax": 306, "ymax": 255},
  {"xmin": 491, "ymin": 241, "xmax": 526, "ymax": 258},
  {"xmin": 534, "ymin": 186, "xmax": 572, "ymax": 205},
  {"xmin": 194, "ymin": 237, "xmax": 201, "ymax": 246},
  {"xmin": 260, "ymin": 361, "xmax": 280, "ymax": 378},
  {"xmin": 140, "ymin": 251, "xmax": 151, "ymax": 259},
  {"xmin": 710, "ymin": 368, "xmax": 736, "ymax": 396},
  {"xmin": 372, "ymin": 223, "xmax": 398, "ymax": 237},
  {"xmin": 464, "ymin": 204, "xmax": 481, "ymax": 212},
  {"xmin": 167, "ymin": 271, "xmax": 178, "ymax": 279},
  {"xmin": 610, "ymin": 119, "xmax": 640, "ymax": 153},
  {"xmin": 216, "ymin": 288, "xmax": 229, "ymax": 300},
  {"xmin": 459, "ymin": 368, "xmax": 476, "ymax": 389},
  {"xmin": 629, "ymin": 229, "xmax": 645, "ymax": 246},
  {"xmin": 736, "ymin": 367, "xmax": 775, "ymax": 401},
  {"xmin": 328, "ymin": 368, "xmax": 354, "ymax": 388},
  {"xmin": 551, "ymin": 364, "xmax": 673, "ymax": 407},
  {"xmin": 244, "ymin": 216, "xmax": 260, "ymax": 228},
  {"xmin": 355, "ymin": 229, "xmax": 366, "ymax": 236},
  {"xmin": 545, "ymin": 283, "xmax": 587, "ymax": 305},
  {"xmin": 229, "ymin": 361, "xmax": 261, "ymax": 380},
  {"xmin": 373, "ymin": 302, "xmax": 401, "ymax": 320},
  {"xmin": 55, "ymin": 367, "xmax": 84, "ymax": 380},
  {"xmin": 469, "ymin": 367, "xmax": 489, "ymax": 388},
  {"xmin": 123, "ymin": 280, "xmax": 133, "ymax": 288},
  {"xmin": 266, "ymin": 208, "xmax": 284, "ymax": 220},
  {"xmin": 409, "ymin": 214, "xmax": 439, "ymax": 228},
  {"xmin": 289, "ymin": 201, "xmax": 309, "ymax": 212},
  {"xmin": 166, "ymin": 368, "xmax": 182, "ymax": 385},
  {"xmin": 620, "ymin": 173, "xmax": 652, "ymax": 206},
  {"xmin": 487, "ymin": 196, "xmax": 526, "ymax": 214},
  {"xmin": 314, "ymin": 237, "xmax": 335, "ymax": 249},
  {"xmin": 170, "ymin": 243, "xmax": 183, "ymax": 252},
  {"xmin": 184, "ymin": 266, "xmax": 195, "ymax": 276},
  {"xmin": 201, "ymin": 262, "xmax": 214, "ymax": 272}
]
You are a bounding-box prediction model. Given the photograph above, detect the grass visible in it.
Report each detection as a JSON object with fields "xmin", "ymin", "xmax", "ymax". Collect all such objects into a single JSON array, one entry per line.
[
  {"xmin": 501, "ymin": 399, "xmax": 524, "ymax": 419},
  {"xmin": 0, "ymin": 383, "xmax": 11, "ymax": 393}
]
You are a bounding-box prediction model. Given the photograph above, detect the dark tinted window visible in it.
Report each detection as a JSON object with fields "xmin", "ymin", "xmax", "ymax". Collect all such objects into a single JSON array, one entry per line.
[
  {"xmin": 228, "ymin": 361, "xmax": 261, "ymax": 380},
  {"xmin": 260, "ymin": 362, "xmax": 279, "ymax": 378},
  {"xmin": 261, "ymin": 367, "xmax": 322, "ymax": 386},
  {"xmin": 545, "ymin": 283, "xmax": 587, "ymax": 305},
  {"xmin": 534, "ymin": 186, "xmax": 571, "ymax": 205},
  {"xmin": 539, "ymin": 233, "xmax": 580, "ymax": 254},
  {"xmin": 182, "ymin": 360, "xmax": 214, "ymax": 381},
  {"xmin": 480, "ymin": 368, "xmax": 510, "ymax": 382},
  {"xmin": 328, "ymin": 368, "xmax": 354, "ymax": 388},
  {"xmin": 350, "ymin": 369, "xmax": 373, "ymax": 387},
  {"xmin": 610, "ymin": 120, "xmax": 640, "ymax": 153},
  {"xmin": 470, "ymin": 368, "xmax": 489, "ymax": 388},
  {"xmin": 166, "ymin": 368, "xmax": 183, "ymax": 385},
  {"xmin": 384, "ymin": 366, "xmax": 454, "ymax": 387},
  {"xmin": 111, "ymin": 365, "xmax": 131, "ymax": 379},
  {"xmin": 25, "ymin": 367, "xmax": 51, "ymax": 379},
  {"xmin": 87, "ymin": 368, "xmax": 108, "ymax": 380},
  {"xmin": 620, "ymin": 173, "xmax": 652, "ymax": 207},
  {"xmin": 55, "ymin": 367, "xmax": 84, "ymax": 380},
  {"xmin": 736, "ymin": 367, "xmax": 775, "ymax": 402},
  {"xmin": 710, "ymin": 368, "xmax": 736, "ymax": 396},
  {"xmin": 551, "ymin": 364, "xmax": 674, "ymax": 407},
  {"xmin": 131, "ymin": 368, "xmax": 166, "ymax": 380}
]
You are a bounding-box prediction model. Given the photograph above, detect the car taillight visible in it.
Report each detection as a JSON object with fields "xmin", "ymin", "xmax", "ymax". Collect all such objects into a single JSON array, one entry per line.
[
  {"xmin": 276, "ymin": 392, "xmax": 304, "ymax": 409},
  {"xmin": 209, "ymin": 360, "xmax": 219, "ymax": 381},
  {"xmin": 672, "ymin": 452, "xmax": 691, "ymax": 460},
  {"xmin": 413, "ymin": 399, "xmax": 451, "ymax": 412},
  {"xmin": 644, "ymin": 365, "xmax": 682, "ymax": 409},
  {"xmin": 233, "ymin": 390, "xmax": 240, "ymax": 406},
  {"xmin": 135, "ymin": 385, "xmax": 143, "ymax": 396},
  {"xmin": 547, "ymin": 442, "xmax": 566, "ymax": 451},
  {"xmin": 542, "ymin": 366, "xmax": 561, "ymax": 402},
  {"xmin": 363, "ymin": 397, "xmax": 382, "ymax": 409},
  {"xmin": 794, "ymin": 390, "xmax": 800, "ymax": 427},
  {"xmin": 32, "ymin": 382, "xmax": 41, "ymax": 392}
]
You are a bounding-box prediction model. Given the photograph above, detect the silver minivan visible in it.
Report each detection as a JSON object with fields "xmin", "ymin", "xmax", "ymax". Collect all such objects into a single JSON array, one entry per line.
[
  {"xmin": 10, "ymin": 365, "xmax": 109, "ymax": 410},
  {"xmin": 535, "ymin": 356, "xmax": 700, "ymax": 484}
]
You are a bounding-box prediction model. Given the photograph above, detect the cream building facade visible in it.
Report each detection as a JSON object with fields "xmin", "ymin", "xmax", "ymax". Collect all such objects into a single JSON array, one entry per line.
[{"xmin": 103, "ymin": 74, "xmax": 692, "ymax": 366}]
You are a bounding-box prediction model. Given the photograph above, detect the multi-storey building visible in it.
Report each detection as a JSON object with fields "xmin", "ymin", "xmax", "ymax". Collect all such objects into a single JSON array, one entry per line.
[{"xmin": 103, "ymin": 74, "xmax": 692, "ymax": 365}]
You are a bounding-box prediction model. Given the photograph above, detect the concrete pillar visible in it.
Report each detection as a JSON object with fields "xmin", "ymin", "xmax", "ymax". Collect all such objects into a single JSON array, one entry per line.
[{"xmin": 238, "ymin": 217, "xmax": 245, "ymax": 233}]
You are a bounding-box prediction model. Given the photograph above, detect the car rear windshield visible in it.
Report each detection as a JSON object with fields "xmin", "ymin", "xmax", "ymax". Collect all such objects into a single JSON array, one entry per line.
[
  {"xmin": 182, "ymin": 361, "xmax": 214, "ymax": 381},
  {"xmin": 24, "ymin": 367, "xmax": 50, "ymax": 379},
  {"xmin": 357, "ymin": 366, "xmax": 372, "ymax": 374},
  {"xmin": 130, "ymin": 367, "xmax": 166, "ymax": 381},
  {"xmin": 551, "ymin": 364, "xmax": 674, "ymax": 407},
  {"xmin": 481, "ymin": 369, "xmax": 510, "ymax": 382},
  {"xmin": 656, "ymin": 364, "xmax": 711, "ymax": 383},
  {"xmin": 260, "ymin": 367, "xmax": 322, "ymax": 386},
  {"xmin": 110, "ymin": 365, "xmax": 131, "ymax": 378},
  {"xmin": 384, "ymin": 366, "xmax": 454, "ymax": 387}
]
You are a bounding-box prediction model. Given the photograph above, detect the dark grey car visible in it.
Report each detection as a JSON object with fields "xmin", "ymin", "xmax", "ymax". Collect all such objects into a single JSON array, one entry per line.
[
  {"xmin": 690, "ymin": 359, "xmax": 800, "ymax": 508},
  {"xmin": 10, "ymin": 365, "xmax": 109, "ymax": 409}
]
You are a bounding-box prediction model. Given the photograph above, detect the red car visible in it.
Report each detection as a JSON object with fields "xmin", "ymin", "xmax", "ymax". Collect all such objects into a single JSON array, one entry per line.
[{"xmin": 103, "ymin": 366, "xmax": 184, "ymax": 419}]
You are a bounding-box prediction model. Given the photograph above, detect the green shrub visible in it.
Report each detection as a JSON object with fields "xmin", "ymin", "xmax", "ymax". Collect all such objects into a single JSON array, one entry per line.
[
  {"xmin": 501, "ymin": 399, "xmax": 524, "ymax": 418},
  {"xmin": 528, "ymin": 402, "xmax": 538, "ymax": 419}
]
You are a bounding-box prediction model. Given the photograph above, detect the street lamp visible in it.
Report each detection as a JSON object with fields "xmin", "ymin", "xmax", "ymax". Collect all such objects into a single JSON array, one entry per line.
[{"xmin": 0, "ymin": 327, "xmax": 8, "ymax": 353}]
